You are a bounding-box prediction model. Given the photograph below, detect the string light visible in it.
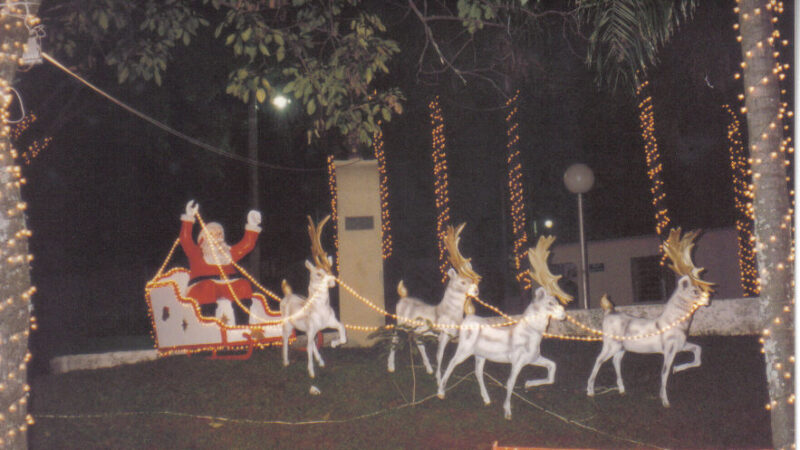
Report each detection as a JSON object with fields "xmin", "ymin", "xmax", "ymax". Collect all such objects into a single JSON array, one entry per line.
[
  {"xmin": 722, "ymin": 104, "xmax": 759, "ymax": 295},
  {"xmin": 326, "ymin": 154, "xmax": 340, "ymax": 274},
  {"xmin": 429, "ymin": 96, "xmax": 451, "ymax": 282},
  {"xmin": 372, "ymin": 123, "xmax": 392, "ymax": 259},
  {"xmin": 0, "ymin": 4, "xmax": 40, "ymax": 446},
  {"xmin": 505, "ymin": 91, "xmax": 531, "ymax": 290},
  {"xmin": 636, "ymin": 80, "xmax": 671, "ymax": 259},
  {"xmin": 734, "ymin": 0, "xmax": 795, "ymax": 415},
  {"xmin": 10, "ymin": 112, "xmax": 51, "ymax": 164}
]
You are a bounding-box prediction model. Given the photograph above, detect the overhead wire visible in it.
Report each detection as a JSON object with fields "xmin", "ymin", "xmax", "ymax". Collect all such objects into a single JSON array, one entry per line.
[{"xmin": 41, "ymin": 52, "xmax": 324, "ymax": 173}]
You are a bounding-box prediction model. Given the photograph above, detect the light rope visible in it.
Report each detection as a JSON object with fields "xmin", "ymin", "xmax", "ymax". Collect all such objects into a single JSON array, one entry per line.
[
  {"xmin": 148, "ymin": 216, "xmax": 700, "ymax": 341},
  {"xmin": 335, "ymin": 277, "xmax": 699, "ymax": 341}
]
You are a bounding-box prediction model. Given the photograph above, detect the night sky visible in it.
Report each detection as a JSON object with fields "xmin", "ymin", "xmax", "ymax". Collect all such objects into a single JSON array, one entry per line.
[{"xmin": 15, "ymin": 1, "xmax": 793, "ymax": 362}]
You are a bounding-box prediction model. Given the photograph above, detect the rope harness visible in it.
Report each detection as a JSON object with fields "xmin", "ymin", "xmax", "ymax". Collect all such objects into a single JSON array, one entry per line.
[{"xmin": 146, "ymin": 211, "xmax": 701, "ymax": 341}]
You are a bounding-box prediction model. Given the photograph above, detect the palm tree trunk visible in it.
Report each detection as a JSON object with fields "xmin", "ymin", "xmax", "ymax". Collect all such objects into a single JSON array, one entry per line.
[
  {"xmin": 0, "ymin": 3, "xmax": 40, "ymax": 448},
  {"xmin": 737, "ymin": 0, "xmax": 794, "ymax": 447}
]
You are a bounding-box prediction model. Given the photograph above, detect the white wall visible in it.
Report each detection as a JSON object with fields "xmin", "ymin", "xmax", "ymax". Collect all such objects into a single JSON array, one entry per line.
[{"xmin": 549, "ymin": 227, "xmax": 745, "ymax": 307}]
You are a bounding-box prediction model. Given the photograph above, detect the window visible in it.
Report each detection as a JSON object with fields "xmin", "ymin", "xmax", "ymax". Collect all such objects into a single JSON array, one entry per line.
[{"xmin": 630, "ymin": 255, "xmax": 676, "ymax": 303}]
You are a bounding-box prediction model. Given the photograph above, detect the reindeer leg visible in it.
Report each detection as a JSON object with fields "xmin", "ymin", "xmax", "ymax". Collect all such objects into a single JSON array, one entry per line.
[
  {"xmin": 673, "ymin": 342, "xmax": 701, "ymax": 373},
  {"xmin": 475, "ymin": 356, "xmax": 491, "ymax": 405},
  {"xmin": 387, "ymin": 331, "xmax": 398, "ymax": 373},
  {"xmin": 330, "ymin": 319, "xmax": 347, "ymax": 348},
  {"xmin": 660, "ymin": 343, "xmax": 679, "ymax": 407},
  {"xmin": 611, "ymin": 350, "xmax": 626, "ymax": 395},
  {"xmin": 504, "ymin": 361, "xmax": 524, "ymax": 420},
  {"xmin": 306, "ymin": 325, "xmax": 318, "ymax": 378},
  {"xmin": 435, "ymin": 332, "xmax": 451, "ymax": 384},
  {"xmin": 587, "ymin": 340, "xmax": 618, "ymax": 396},
  {"xmin": 524, "ymin": 355, "xmax": 556, "ymax": 388},
  {"xmin": 437, "ymin": 345, "xmax": 471, "ymax": 399},
  {"xmin": 281, "ymin": 322, "xmax": 292, "ymax": 367},
  {"xmin": 416, "ymin": 338, "xmax": 434, "ymax": 375}
]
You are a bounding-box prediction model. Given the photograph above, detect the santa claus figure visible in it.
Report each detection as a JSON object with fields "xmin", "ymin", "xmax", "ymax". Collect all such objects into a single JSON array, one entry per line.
[{"xmin": 179, "ymin": 200, "xmax": 262, "ymax": 325}]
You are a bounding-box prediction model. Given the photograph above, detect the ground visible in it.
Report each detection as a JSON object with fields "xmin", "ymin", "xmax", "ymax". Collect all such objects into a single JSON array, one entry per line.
[{"xmin": 28, "ymin": 335, "xmax": 770, "ymax": 449}]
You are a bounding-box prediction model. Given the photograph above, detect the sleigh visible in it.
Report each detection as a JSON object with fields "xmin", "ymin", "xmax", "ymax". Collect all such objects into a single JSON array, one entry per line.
[{"xmin": 145, "ymin": 267, "xmax": 291, "ymax": 359}]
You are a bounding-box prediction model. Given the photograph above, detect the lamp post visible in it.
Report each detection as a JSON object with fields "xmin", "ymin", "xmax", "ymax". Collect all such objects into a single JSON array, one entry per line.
[{"xmin": 564, "ymin": 163, "xmax": 594, "ymax": 309}]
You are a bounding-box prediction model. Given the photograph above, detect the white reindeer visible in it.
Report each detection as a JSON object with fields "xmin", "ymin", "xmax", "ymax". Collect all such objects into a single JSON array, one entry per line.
[
  {"xmin": 437, "ymin": 236, "xmax": 573, "ymax": 420},
  {"xmin": 387, "ymin": 223, "xmax": 481, "ymax": 384},
  {"xmin": 586, "ymin": 228, "xmax": 715, "ymax": 407},
  {"xmin": 281, "ymin": 215, "xmax": 347, "ymax": 378}
]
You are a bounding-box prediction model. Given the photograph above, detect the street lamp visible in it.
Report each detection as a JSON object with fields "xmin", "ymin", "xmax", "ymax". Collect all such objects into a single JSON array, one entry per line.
[
  {"xmin": 564, "ymin": 163, "xmax": 594, "ymax": 309},
  {"xmin": 271, "ymin": 94, "xmax": 290, "ymax": 110}
]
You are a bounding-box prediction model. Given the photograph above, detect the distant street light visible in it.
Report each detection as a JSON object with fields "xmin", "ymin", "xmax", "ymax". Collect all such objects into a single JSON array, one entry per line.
[
  {"xmin": 271, "ymin": 94, "xmax": 290, "ymax": 110},
  {"xmin": 564, "ymin": 163, "xmax": 594, "ymax": 309},
  {"xmin": 543, "ymin": 219, "xmax": 553, "ymax": 229}
]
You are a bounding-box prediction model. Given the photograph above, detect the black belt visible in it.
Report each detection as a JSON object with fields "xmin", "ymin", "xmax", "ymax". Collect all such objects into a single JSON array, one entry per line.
[{"xmin": 189, "ymin": 274, "xmax": 243, "ymax": 285}]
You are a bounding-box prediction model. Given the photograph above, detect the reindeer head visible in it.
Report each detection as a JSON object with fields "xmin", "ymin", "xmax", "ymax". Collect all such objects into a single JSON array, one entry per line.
[
  {"xmin": 444, "ymin": 223, "xmax": 481, "ymax": 300},
  {"xmin": 305, "ymin": 215, "xmax": 336, "ymax": 289},
  {"xmin": 528, "ymin": 236, "xmax": 572, "ymax": 312},
  {"xmin": 663, "ymin": 228, "xmax": 715, "ymax": 307},
  {"xmin": 529, "ymin": 286, "xmax": 566, "ymax": 321}
]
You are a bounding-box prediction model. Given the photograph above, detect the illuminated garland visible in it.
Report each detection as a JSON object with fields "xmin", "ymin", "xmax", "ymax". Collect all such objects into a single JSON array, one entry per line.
[
  {"xmin": 10, "ymin": 112, "xmax": 51, "ymax": 165},
  {"xmin": 429, "ymin": 96, "xmax": 451, "ymax": 282},
  {"xmin": 722, "ymin": 104, "xmax": 759, "ymax": 296},
  {"xmin": 636, "ymin": 80, "xmax": 671, "ymax": 259},
  {"xmin": 372, "ymin": 123, "xmax": 392, "ymax": 259},
  {"xmin": 0, "ymin": 5, "xmax": 41, "ymax": 445},
  {"xmin": 326, "ymin": 154, "xmax": 340, "ymax": 274},
  {"xmin": 732, "ymin": 0, "xmax": 795, "ymax": 412},
  {"xmin": 505, "ymin": 91, "xmax": 530, "ymax": 290}
]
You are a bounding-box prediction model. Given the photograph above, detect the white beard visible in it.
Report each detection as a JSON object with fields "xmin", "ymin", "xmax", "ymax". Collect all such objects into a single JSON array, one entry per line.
[{"xmin": 201, "ymin": 241, "xmax": 233, "ymax": 265}]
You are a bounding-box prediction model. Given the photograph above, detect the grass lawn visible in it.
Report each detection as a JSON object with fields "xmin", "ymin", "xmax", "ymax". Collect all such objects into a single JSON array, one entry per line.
[{"xmin": 29, "ymin": 335, "xmax": 770, "ymax": 449}]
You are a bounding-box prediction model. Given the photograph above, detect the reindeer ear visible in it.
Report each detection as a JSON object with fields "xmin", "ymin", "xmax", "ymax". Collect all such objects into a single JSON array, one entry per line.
[
  {"xmin": 327, "ymin": 256, "xmax": 333, "ymax": 266},
  {"xmin": 447, "ymin": 267, "xmax": 457, "ymax": 279},
  {"xmin": 305, "ymin": 260, "xmax": 314, "ymax": 270},
  {"xmin": 534, "ymin": 287, "xmax": 546, "ymax": 301},
  {"xmin": 678, "ymin": 275, "xmax": 692, "ymax": 290}
]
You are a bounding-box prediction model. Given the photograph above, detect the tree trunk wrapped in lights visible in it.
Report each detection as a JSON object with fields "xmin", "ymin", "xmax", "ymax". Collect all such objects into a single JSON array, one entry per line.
[
  {"xmin": 722, "ymin": 104, "xmax": 759, "ymax": 296},
  {"xmin": 636, "ymin": 80, "xmax": 672, "ymax": 257},
  {"xmin": 505, "ymin": 91, "xmax": 530, "ymax": 291},
  {"xmin": 429, "ymin": 96, "xmax": 451, "ymax": 282},
  {"xmin": 0, "ymin": 3, "xmax": 40, "ymax": 448},
  {"xmin": 736, "ymin": 0, "xmax": 794, "ymax": 447}
]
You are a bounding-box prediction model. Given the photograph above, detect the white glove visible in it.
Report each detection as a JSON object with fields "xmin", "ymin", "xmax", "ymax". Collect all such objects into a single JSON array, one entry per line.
[
  {"xmin": 181, "ymin": 200, "xmax": 199, "ymax": 222},
  {"xmin": 246, "ymin": 210, "xmax": 262, "ymax": 232}
]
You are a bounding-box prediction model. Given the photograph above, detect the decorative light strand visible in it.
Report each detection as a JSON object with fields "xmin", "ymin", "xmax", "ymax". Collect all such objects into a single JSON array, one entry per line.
[
  {"xmin": 734, "ymin": 0, "xmax": 795, "ymax": 414},
  {"xmin": 505, "ymin": 91, "xmax": 531, "ymax": 290},
  {"xmin": 429, "ymin": 96, "xmax": 451, "ymax": 282},
  {"xmin": 372, "ymin": 123, "xmax": 392, "ymax": 259},
  {"xmin": 0, "ymin": 5, "xmax": 39, "ymax": 445},
  {"xmin": 636, "ymin": 80, "xmax": 671, "ymax": 260},
  {"xmin": 10, "ymin": 112, "xmax": 50, "ymax": 164},
  {"xmin": 722, "ymin": 104, "xmax": 759, "ymax": 296},
  {"xmin": 326, "ymin": 154, "xmax": 340, "ymax": 274}
]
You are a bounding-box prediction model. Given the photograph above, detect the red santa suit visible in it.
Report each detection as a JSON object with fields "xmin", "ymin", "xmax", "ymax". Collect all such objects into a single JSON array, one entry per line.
[{"xmin": 179, "ymin": 205, "xmax": 261, "ymax": 324}]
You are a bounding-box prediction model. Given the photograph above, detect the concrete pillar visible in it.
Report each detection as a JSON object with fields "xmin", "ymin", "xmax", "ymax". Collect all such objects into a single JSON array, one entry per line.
[{"xmin": 334, "ymin": 159, "xmax": 385, "ymax": 346}]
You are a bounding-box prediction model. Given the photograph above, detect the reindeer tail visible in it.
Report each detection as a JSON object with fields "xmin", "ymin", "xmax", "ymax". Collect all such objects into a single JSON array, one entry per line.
[
  {"xmin": 281, "ymin": 279, "xmax": 293, "ymax": 297},
  {"xmin": 397, "ymin": 280, "xmax": 408, "ymax": 298},
  {"xmin": 600, "ymin": 294, "xmax": 614, "ymax": 314}
]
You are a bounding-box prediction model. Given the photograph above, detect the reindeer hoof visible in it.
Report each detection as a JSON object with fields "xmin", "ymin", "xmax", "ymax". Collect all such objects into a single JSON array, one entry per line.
[
  {"xmin": 388, "ymin": 367, "xmax": 395, "ymax": 373},
  {"xmin": 437, "ymin": 393, "xmax": 445, "ymax": 400},
  {"xmin": 283, "ymin": 361, "xmax": 289, "ymax": 367},
  {"xmin": 484, "ymin": 400, "xmax": 491, "ymax": 406},
  {"xmin": 586, "ymin": 390, "xmax": 594, "ymax": 397},
  {"xmin": 504, "ymin": 412, "xmax": 512, "ymax": 420}
]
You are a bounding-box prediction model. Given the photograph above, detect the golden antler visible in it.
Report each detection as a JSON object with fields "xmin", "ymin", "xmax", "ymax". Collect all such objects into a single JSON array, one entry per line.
[
  {"xmin": 444, "ymin": 223, "xmax": 481, "ymax": 283},
  {"xmin": 663, "ymin": 228, "xmax": 715, "ymax": 294},
  {"xmin": 307, "ymin": 215, "xmax": 333, "ymax": 274},
  {"xmin": 527, "ymin": 236, "xmax": 573, "ymax": 305}
]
